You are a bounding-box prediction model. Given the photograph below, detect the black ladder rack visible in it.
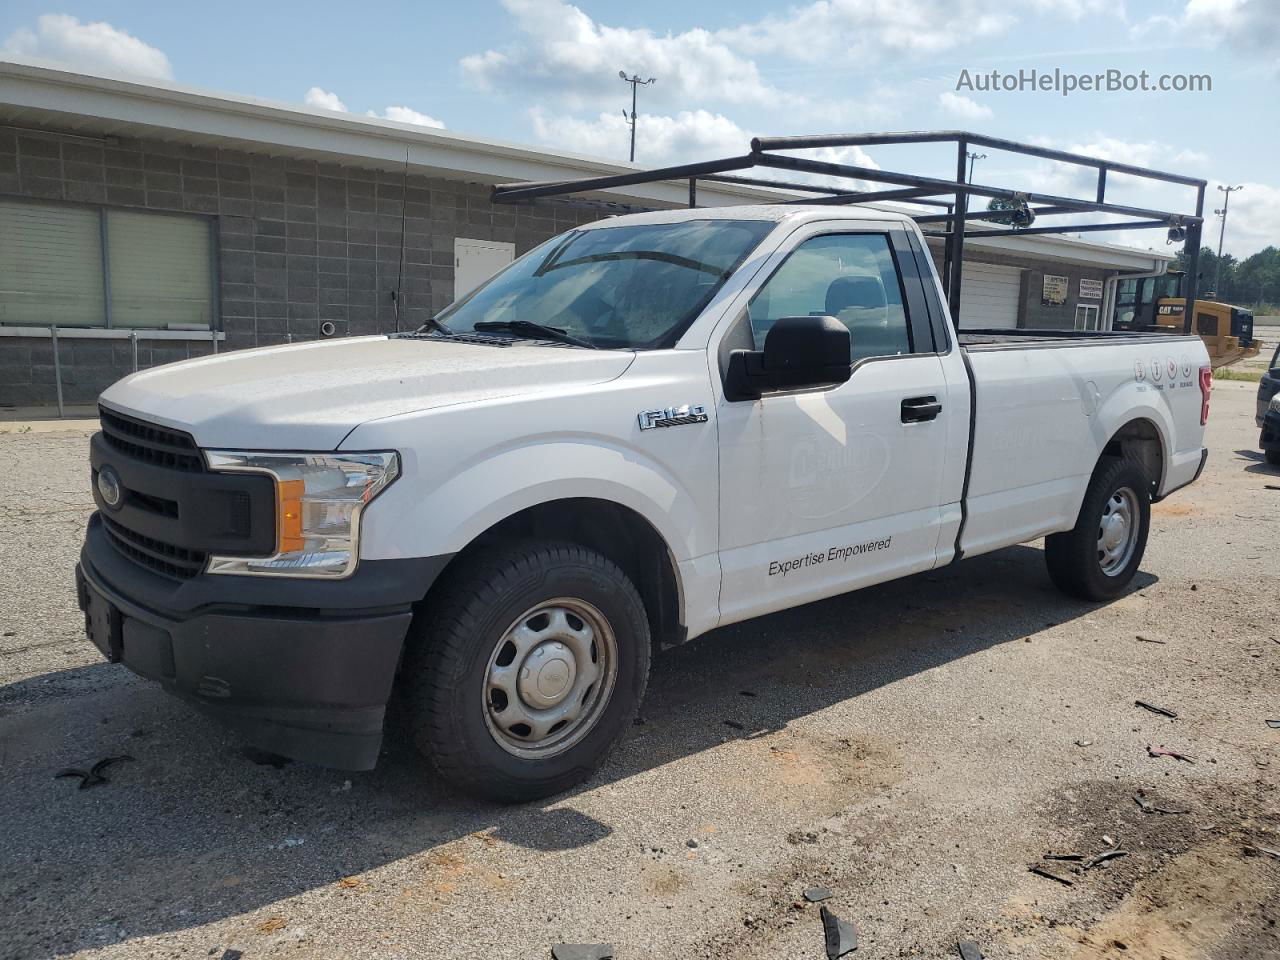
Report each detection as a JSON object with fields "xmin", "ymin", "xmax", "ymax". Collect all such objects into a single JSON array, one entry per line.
[{"xmin": 490, "ymin": 130, "xmax": 1207, "ymax": 336}]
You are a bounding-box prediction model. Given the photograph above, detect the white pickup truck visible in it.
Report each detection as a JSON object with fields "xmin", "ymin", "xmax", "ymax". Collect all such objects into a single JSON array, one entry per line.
[{"xmin": 76, "ymin": 205, "xmax": 1211, "ymax": 800}]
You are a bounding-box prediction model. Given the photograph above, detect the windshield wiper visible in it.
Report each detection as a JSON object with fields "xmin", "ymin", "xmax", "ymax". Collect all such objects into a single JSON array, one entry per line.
[
  {"xmin": 472, "ymin": 320, "xmax": 597, "ymax": 349},
  {"xmin": 413, "ymin": 315, "xmax": 451, "ymax": 335}
]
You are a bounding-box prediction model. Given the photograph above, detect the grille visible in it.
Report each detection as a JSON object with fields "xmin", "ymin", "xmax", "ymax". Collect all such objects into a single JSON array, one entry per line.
[
  {"xmin": 99, "ymin": 407, "xmax": 204, "ymax": 473},
  {"xmin": 103, "ymin": 515, "xmax": 208, "ymax": 580}
]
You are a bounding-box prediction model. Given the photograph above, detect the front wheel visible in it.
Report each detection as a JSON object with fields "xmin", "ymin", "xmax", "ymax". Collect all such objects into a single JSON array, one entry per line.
[
  {"xmin": 400, "ymin": 542, "xmax": 650, "ymax": 802},
  {"xmin": 1266, "ymin": 448, "xmax": 1280, "ymax": 467},
  {"xmin": 1045, "ymin": 457, "xmax": 1151, "ymax": 601}
]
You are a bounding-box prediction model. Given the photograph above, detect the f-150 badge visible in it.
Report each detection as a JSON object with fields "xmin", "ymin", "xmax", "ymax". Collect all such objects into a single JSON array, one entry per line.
[{"xmin": 638, "ymin": 404, "xmax": 709, "ymax": 430}]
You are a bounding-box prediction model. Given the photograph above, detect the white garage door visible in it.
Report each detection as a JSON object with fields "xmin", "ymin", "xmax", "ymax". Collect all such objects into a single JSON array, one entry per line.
[{"xmin": 959, "ymin": 262, "xmax": 1023, "ymax": 329}]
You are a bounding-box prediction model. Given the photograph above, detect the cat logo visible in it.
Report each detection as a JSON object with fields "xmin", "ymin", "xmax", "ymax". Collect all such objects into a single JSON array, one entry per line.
[{"xmin": 637, "ymin": 404, "xmax": 710, "ymax": 431}]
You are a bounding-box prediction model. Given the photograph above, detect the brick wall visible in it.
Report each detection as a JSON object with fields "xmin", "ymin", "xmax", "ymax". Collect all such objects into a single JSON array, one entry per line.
[{"xmin": 0, "ymin": 125, "xmax": 615, "ymax": 407}]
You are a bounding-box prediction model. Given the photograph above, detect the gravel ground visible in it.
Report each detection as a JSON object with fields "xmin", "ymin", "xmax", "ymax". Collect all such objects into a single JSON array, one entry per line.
[{"xmin": 1, "ymin": 379, "xmax": 1278, "ymax": 960}]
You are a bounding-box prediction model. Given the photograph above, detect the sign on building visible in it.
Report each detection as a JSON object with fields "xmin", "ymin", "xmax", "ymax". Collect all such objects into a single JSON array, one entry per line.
[
  {"xmin": 1079, "ymin": 278, "xmax": 1103, "ymax": 300},
  {"xmin": 1042, "ymin": 274, "xmax": 1068, "ymax": 306}
]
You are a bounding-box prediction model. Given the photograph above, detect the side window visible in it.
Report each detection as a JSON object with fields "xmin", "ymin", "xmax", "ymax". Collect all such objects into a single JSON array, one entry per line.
[{"xmin": 747, "ymin": 233, "xmax": 911, "ymax": 362}]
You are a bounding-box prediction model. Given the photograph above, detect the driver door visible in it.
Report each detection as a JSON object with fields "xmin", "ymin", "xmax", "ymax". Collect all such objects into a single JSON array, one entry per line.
[{"xmin": 715, "ymin": 223, "xmax": 954, "ymax": 626}]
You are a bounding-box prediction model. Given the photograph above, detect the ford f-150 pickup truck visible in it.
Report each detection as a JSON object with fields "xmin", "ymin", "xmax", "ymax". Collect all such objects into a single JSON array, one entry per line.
[{"xmin": 76, "ymin": 204, "xmax": 1211, "ymax": 801}]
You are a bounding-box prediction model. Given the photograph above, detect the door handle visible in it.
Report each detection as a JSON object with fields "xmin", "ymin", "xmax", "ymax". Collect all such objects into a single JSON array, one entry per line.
[{"xmin": 901, "ymin": 396, "xmax": 942, "ymax": 423}]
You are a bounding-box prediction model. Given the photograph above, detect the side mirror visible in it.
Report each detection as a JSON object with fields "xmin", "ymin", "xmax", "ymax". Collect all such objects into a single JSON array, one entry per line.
[{"xmin": 724, "ymin": 315, "xmax": 852, "ymax": 401}]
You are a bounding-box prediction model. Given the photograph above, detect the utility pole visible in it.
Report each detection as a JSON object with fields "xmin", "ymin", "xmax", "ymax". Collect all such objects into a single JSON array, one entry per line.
[
  {"xmin": 965, "ymin": 151, "xmax": 986, "ymax": 183},
  {"xmin": 619, "ymin": 71, "xmax": 656, "ymax": 162},
  {"xmin": 1212, "ymin": 183, "xmax": 1243, "ymax": 298}
]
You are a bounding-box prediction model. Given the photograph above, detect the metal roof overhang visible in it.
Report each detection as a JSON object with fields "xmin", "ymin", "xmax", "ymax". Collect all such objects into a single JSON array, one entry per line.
[{"xmin": 0, "ymin": 60, "xmax": 1173, "ymax": 274}]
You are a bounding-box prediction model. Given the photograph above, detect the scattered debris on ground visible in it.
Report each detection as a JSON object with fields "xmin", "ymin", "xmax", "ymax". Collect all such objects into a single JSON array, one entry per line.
[
  {"xmin": 803, "ymin": 886, "xmax": 832, "ymax": 902},
  {"xmin": 956, "ymin": 941, "xmax": 983, "ymax": 960},
  {"xmin": 54, "ymin": 755, "xmax": 133, "ymax": 789},
  {"xmin": 1083, "ymin": 848, "xmax": 1128, "ymax": 871},
  {"xmin": 552, "ymin": 944, "xmax": 614, "ymax": 960},
  {"xmin": 1133, "ymin": 790, "xmax": 1190, "ymax": 815},
  {"xmin": 819, "ymin": 906, "xmax": 858, "ymax": 958},
  {"xmin": 1243, "ymin": 844, "xmax": 1280, "ymax": 861},
  {"xmin": 1135, "ymin": 700, "xmax": 1178, "ymax": 719},
  {"xmin": 1029, "ymin": 865, "xmax": 1074, "ymax": 886},
  {"xmin": 1134, "ymin": 634, "xmax": 1166, "ymax": 644},
  {"xmin": 1147, "ymin": 744, "xmax": 1196, "ymax": 763}
]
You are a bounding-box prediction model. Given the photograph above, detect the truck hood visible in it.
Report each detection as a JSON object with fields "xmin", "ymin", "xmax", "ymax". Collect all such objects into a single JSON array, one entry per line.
[{"xmin": 100, "ymin": 336, "xmax": 635, "ymax": 450}]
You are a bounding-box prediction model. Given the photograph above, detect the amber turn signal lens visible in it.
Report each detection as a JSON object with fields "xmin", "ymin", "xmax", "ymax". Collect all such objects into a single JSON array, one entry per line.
[{"xmin": 276, "ymin": 477, "xmax": 305, "ymax": 553}]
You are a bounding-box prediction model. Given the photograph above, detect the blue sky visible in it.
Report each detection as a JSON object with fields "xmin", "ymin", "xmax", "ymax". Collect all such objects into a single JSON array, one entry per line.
[{"xmin": 2, "ymin": 0, "xmax": 1278, "ymax": 256}]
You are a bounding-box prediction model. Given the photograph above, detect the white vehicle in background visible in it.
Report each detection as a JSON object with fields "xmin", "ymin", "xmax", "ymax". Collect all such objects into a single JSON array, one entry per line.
[{"xmin": 76, "ymin": 136, "xmax": 1212, "ymax": 802}]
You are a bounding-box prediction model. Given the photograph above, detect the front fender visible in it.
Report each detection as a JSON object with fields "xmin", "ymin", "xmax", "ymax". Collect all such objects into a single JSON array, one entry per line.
[{"xmin": 367, "ymin": 436, "xmax": 707, "ymax": 564}]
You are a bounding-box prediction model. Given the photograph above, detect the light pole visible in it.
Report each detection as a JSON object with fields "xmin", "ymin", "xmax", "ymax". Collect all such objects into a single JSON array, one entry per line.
[
  {"xmin": 619, "ymin": 71, "xmax": 655, "ymax": 163},
  {"xmin": 965, "ymin": 151, "xmax": 986, "ymax": 183},
  {"xmin": 1212, "ymin": 183, "xmax": 1243, "ymax": 298}
]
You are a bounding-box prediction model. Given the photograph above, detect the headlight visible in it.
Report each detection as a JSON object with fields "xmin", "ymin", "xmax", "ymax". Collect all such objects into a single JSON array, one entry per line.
[{"xmin": 203, "ymin": 451, "xmax": 399, "ymax": 578}]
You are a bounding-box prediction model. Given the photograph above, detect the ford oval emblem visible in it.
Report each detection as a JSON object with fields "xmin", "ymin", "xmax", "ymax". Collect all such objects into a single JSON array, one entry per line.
[{"xmin": 97, "ymin": 465, "xmax": 123, "ymax": 509}]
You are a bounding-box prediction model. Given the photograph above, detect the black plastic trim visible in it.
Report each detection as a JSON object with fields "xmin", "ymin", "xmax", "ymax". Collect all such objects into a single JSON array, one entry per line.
[
  {"xmin": 1152, "ymin": 447, "xmax": 1209, "ymax": 502},
  {"xmin": 82, "ymin": 512, "xmax": 453, "ymax": 618},
  {"xmin": 949, "ymin": 348, "xmax": 979, "ymax": 564}
]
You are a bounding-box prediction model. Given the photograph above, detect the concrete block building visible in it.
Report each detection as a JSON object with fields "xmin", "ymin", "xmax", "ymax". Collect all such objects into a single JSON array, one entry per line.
[{"xmin": 0, "ymin": 60, "xmax": 1173, "ymax": 410}]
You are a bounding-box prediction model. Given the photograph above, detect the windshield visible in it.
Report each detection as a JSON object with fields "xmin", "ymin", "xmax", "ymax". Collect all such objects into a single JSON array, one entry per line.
[{"xmin": 433, "ymin": 219, "xmax": 775, "ymax": 349}]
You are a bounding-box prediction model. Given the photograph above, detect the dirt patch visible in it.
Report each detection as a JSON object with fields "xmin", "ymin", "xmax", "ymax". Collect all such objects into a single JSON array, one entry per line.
[
  {"xmin": 718, "ymin": 729, "xmax": 901, "ymax": 818},
  {"xmin": 1004, "ymin": 777, "xmax": 1280, "ymax": 958},
  {"xmin": 1153, "ymin": 501, "xmax": 1200, "ymax": 517},
  {"xmin": 1057, "ymin": 840, "xmax": 1280, "ymax": 959}
]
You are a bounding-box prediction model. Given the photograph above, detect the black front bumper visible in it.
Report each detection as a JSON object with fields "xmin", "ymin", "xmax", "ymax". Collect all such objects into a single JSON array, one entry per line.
[
  {"xmin": 77, "ymin": 513, "xmax": 451, "ymax": 770},
  {"xmin": 1263, "ymin": 408, "xmax": 1280, "ymax": 454}
]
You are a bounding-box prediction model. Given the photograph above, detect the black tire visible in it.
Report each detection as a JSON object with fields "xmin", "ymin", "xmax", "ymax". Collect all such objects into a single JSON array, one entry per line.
[
  {"xmin": 1045, "ymin": 457, "xmax": 1151, "ymax": 601},
  {"xmin": 400, "ymin": 541, "xmax": 650, "ymax": 802},
  {"xmin": 1266, "ymin": 448, "xmax": 1280, "ymax": 467}
]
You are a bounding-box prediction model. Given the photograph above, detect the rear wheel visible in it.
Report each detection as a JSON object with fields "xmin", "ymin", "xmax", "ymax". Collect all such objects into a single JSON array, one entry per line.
[
  {"xmin": 1045, "ymin": 457, "xmax": 1151, "ymax": 601},
  {"xmin": 400, "ymin": 541, "xmax": 650, "ymax": 802}
]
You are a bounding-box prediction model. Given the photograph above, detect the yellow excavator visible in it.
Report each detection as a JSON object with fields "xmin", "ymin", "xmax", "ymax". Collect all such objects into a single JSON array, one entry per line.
[{"xmin": 1112, "ymin": 270, "xmax": 1259, "ymax": 368}]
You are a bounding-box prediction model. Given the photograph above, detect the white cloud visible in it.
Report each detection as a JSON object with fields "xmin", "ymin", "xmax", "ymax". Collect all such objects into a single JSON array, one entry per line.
[
  {"xmin": 461, "ymin": 0, "xmax": 792, "ymax": 109},
  {"xmin": 1215, "ymin": 181, "xmax": 1280, "ymax": 258},
  {"xmin": 304, "ymin": 88, "xmax": 446, "ymax": 127},
  {"xmin": 1132, "ymin": 0, "xmax": 1280, "ymax": 55},
  {"xmin": 717, "ymin": 0, "xmax": 1013, "ymax": 61},
  {"xmin": 529, "ymin": 107, "xmax": 879, "ymax": 195},
  {"xmin": 304, "ymin": 87, "xmax": 348, "ymax": 112},
  {"xmin": 938, "ymin": 91, "xmax": 993, "ymax": 120},
  {"xmin": 370, "ymin": 105, "xmax": 445, "ymax": 129},
  {"xmin": 2, "ymin": 14, "xmax": 172, "ymax": 81},
  {"xmin": 530, "ymin": 108, "xmax": 749, "ymax": 164}
]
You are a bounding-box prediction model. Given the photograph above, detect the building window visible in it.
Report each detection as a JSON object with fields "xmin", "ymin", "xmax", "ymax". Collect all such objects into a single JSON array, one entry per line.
[
  {"xmin": 1074, "ymin": 303, "xmax": 1100, "ymax": 331},
  {"xmin": 0, "ymin": 199, "xmax": 214, "ymax": 329}
]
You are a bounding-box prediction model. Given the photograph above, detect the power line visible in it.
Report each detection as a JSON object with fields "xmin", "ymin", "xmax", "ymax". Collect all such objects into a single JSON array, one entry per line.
[{"xmin": 619, "ymin": 71, "xmax": 656, "ymax": 163}]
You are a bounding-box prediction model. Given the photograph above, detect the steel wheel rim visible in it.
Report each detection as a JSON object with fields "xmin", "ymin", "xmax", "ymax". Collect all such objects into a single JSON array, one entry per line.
[
  {"xmin": 1097, "ymin": 486, "xmax": 1140, "ymax": 577},
  {"xmin": 482, "ymin": 598, "xmax": 618, "ymax": 759}
]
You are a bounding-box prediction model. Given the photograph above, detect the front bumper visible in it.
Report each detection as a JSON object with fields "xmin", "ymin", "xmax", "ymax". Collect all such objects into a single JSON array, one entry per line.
[
  {"xmin": 1262, "ymin": 409, "xmax": 1280, "ymax": 454},
  {"xmin": 77, "ymin": 513, "xmax": 451, "ymax": 769}
]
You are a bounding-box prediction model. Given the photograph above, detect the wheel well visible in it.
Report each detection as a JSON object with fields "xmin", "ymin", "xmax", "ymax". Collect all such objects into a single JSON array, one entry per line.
[
  {"xmin": 1102, "ymin": 418, "xmax": 1164, "ymax": 498},
  {"xmin": 436, "ymin": 498, "xmax": 685, "ymax": 649}
]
